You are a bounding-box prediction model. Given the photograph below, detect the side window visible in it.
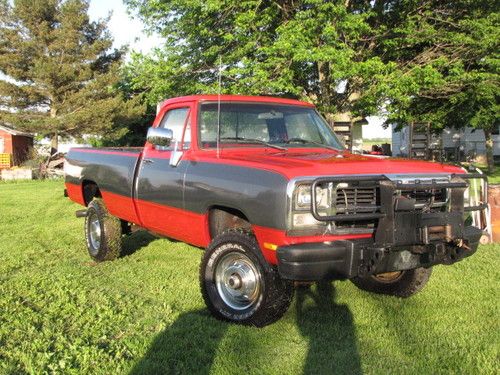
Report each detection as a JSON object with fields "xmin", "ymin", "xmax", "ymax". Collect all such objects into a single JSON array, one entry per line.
[{"xmin": 159, "ymin": 107, "xmax": 190, "ymax": 149}]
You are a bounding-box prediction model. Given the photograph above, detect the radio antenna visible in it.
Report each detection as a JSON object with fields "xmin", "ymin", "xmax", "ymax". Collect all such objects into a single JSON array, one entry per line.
[{"xmin": 216, "ymin": 56, "xmax": 222, "ymax": 158}]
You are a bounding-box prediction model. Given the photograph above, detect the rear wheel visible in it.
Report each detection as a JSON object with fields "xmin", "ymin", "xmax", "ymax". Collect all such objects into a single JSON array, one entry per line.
[
  {"xmin": 350, "ymin": 267, "xmax": 432, "ymax": 298},
  {"xmin": 200, "ymin": 229, "xmax": 294, "ymax": 326},
  {"xmin": 84, "ymin": 198, "xmax": 123, "ymax": 262}
]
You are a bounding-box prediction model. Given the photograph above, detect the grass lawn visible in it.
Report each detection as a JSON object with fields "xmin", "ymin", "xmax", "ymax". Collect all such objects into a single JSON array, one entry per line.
[
  {"xmin": 484, "ymin": 165, "xmax": 500, "ymax": 185},
  {"xmin": 0, "ymin": 180, "xmax": 499, "ymax": 374}
]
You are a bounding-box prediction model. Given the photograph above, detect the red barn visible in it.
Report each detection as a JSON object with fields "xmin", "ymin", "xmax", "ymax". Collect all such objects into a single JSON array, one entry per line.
[{"xmin": 0, "ymin": 125, "xmax": 34, "ymax": 168}]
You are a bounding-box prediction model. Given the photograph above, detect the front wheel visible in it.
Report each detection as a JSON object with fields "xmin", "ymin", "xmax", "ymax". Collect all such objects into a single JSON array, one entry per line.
[
  {"xmin": 350, "ymin": 267, "xmax": 432, "ymax": 298},
  {"xmin": 200, "ymin": 229, "xmax": 294, "ymax": 327}
]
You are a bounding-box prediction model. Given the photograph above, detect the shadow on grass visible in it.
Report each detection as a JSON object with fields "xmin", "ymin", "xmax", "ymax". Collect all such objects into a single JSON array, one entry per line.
[
  {"xmin": 129, "ymin": 310, "xmax": 227, "ymax": 374},
  {"xmin": 130, "ymin": 282, "xmax": 361, "ymax": 375},
  {"xmin": 296, "ymin": 282, "xmax": 362, "ymax": 375},
  {"xmin": 121, "ymin": 230, "xmax": 158, "ymax": 257}
]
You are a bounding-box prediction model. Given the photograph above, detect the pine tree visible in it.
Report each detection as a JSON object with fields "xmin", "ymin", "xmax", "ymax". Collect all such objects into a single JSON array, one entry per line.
[{"xmin": 0, "ymin": 0, "xmax": 143, "ymax": 154}]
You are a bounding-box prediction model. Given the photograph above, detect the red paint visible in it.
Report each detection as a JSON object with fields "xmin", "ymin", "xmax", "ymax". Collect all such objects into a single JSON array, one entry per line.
[
  {"xmin": 185, "ymin": 148, "xmax": 464, "ymax": 179},
  {"xmin": 134, "ymin": 198, "xmax": 209, "ymax": 247},
  {"xmin": 100, "ymin": 190, "xmax": 141, "ymax": 224},
  {"xmin": 65, "ymin": 182, "xmax": 85, "ymax": 206},
  {"xmin": 94, "ymin": 188, "xmax": 210, "ymax": 247},
  {"xmin": 252, "ymin": 225, "xmax": 373, "ymax": 264},
  {"xmin": 72, "ymin": 148, "xmax": 141, "ymax": 158},
  {"xmin": 158, "ymin": 95, "xmax": 315, "ymax": 111}
]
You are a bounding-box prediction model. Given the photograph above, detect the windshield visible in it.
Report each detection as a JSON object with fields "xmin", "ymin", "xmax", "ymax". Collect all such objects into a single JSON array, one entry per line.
[{"xmin": 199, "ymin": 102, "xmax": 344, "ymax": 150}]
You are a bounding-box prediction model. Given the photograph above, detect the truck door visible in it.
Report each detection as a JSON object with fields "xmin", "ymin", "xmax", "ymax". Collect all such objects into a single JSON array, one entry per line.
[{"xmin": 135, "ymin": 102, "xmax": 193, "ymax": 239}]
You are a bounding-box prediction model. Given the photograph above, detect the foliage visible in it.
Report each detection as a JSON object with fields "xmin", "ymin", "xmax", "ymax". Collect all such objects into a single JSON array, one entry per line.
[
  {"xmin": 123, "ymin": 0, "xmax": 391, "ymax": 116},
  {"xmin": 0, "ymin": 179, "xmax": 499, "ymax": 373},
  {"xmin": 125, "ymin": 0, "xmax": 499, "ymax": 169},
  {"xmin": 0, "ymin": 0, "xmax": 145, "ymax": 149},
  {"xmin": 371, "ymin": 0, "xmax": 500, "ymax": 171}
]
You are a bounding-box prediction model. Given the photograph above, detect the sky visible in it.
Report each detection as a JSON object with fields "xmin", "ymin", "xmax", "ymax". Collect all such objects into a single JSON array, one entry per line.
[
  {"xmin": 88, "ymin": 0, "xmax": 162, "ymax": 54},
  {"xmin": 365, "ymin": 116, "xmax": 391, "ymax": 139}
]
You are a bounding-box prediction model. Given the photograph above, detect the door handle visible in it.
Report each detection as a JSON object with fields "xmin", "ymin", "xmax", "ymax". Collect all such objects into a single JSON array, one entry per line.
[{"xmin": 143, "ymin": 158, "xmax": 154, "ymax": 164}]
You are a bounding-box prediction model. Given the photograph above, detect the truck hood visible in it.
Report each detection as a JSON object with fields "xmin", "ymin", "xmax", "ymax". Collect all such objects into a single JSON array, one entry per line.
[{"xmin": 201, "ymin": 149, "xmax": 464, "ymax": 179}]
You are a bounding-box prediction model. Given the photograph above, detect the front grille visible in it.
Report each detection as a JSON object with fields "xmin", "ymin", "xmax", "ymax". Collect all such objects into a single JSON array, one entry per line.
[
  {"xmin": 334, "ymin": 187, "xmax": 378, "ymax": 214},
  {"xmin": 332, "ymin": 186, "xmax": 448, "ymax": 215},
  {"xmin": 332, "ymin": 186, "xmax": 379, "ymax": 232},
  {"xmin": 306, "ymin": 176, "xmax": 456, "ymax": 236}
]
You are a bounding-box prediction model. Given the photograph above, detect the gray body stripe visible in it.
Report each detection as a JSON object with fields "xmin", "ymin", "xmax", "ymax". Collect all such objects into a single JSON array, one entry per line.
[
  {"xmin": 183, "ymin": 161, "xmax": 288, "ymax": 229},
  {"xmin": 65, "ymin": 150, "xmax": 289, "ymax": 230},
  {"xmin": 65, "ymin": 150, "xmax": 141, "ymax": 198}
]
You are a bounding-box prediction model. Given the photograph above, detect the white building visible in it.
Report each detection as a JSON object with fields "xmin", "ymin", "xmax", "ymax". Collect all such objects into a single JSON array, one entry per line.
[{"xmin": 392, "ymin": 124, "xmax": 500, "ymax": 160}]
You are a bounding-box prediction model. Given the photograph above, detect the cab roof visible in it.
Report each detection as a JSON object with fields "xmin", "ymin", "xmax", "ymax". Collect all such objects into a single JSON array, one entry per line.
[{"xmin": 160, "ymin": 95, "xmax": 316, "ymax": 108}]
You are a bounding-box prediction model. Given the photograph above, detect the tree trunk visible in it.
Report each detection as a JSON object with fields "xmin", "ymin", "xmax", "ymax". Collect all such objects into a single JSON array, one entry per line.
[
  {"xmin": 50, "ymin": 106, "xmax": 58, "ymax": 156},
  {"xmin": 50, "ymin": 132, "xmax": 58, "ymax": 156},
  {"xmin": 484, "ymin": 129, "xmax": 494, "ymax": 174}
]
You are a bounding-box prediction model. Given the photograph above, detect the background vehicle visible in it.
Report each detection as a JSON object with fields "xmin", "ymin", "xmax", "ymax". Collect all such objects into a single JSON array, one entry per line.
[{"xmin": 65, "ymin": 95, "xmax": 488, "ymax": 326}]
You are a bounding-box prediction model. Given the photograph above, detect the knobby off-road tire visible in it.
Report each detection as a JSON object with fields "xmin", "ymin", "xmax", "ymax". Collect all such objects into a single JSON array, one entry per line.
[
  {"xmin": 200, "ymin": 229, "xmax": 294, "ymax": 327},
  {"xmin": 350, "ymin": 267, "xmax": 433, "ymax": 298},
  {"xmin": 85, "ymin": 198, "xmax": 123, "ymax": 262}
]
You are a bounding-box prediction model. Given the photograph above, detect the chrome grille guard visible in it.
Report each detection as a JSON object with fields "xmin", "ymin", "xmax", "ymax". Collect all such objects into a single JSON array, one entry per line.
[{"xmin": 310, "ymin": 173, "xmax": 488, "ymax": 222}]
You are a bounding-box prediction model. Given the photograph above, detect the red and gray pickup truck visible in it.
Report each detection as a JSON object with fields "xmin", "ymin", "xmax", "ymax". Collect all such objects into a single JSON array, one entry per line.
[{"xmin": 65, "ymin": 95, "xmax": 488, "ymax": 326}]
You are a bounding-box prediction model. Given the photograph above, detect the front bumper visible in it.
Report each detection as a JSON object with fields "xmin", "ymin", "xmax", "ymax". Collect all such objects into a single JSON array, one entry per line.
[
  {"xmin": 278, "ymin": 173, "xmax": 488, "ymax": 281},
  {"xmin": 277, "ymin": 226, "xmax": 482, "ymax": 281}
]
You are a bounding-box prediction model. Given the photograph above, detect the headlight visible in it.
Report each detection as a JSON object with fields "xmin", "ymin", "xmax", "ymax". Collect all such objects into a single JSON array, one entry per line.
[
  {"xmin": 296, "ymin": 185, "xmax": 311, "ymax": 208},
  {"xmin": 294, "ymin": 184, "xmax": 333, "ymax": 210},
  {"xmin": 292, "ymin": 184, "xmax": 328, "ymax": 229},
  {"xmin": 291, "ymin": 183, "xmax": 334, "ymax": 229},
  {"xmin": 315, "ymin": 185, "xmax": 330, "ymax": 209}
]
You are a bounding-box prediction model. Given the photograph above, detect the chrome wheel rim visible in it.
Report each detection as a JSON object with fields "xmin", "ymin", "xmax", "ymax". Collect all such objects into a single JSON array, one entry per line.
[
  {"xmin": 215, "ymin": 252, "xmax": 262, "ymax": 310},
  {"xmin": 88, "ymin": 213, "xmax": 101, "ymax": 253},
  {"xmin": 373, "ymin": 271, "xmax": 404, "ymax": 283}
]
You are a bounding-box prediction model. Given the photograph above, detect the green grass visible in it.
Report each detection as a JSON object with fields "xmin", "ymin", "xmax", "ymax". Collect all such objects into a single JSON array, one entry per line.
[
  {"xmin": 484, "ymin": 165, "xmax": 500, "ymax": 184},
  {"xmin": 0, "ymin": 180, "xmax": 499, "ymax": 374},
  {"xmin": 460, "ymin": 162, "xmax": 500, "ymax": 185}
]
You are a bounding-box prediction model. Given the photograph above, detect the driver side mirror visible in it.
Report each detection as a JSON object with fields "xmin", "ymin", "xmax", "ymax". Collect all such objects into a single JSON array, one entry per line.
[{"xmin": 147, "ymin": 127, "xmax": 173, "ymax": 148}]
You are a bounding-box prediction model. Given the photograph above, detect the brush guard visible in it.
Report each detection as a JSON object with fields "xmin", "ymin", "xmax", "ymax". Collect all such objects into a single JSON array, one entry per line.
[{"xmin": 277, "ymin": 173, "xmax": 488, "ymax": 281}]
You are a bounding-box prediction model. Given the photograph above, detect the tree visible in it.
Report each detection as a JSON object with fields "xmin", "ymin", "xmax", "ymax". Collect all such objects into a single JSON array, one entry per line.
[
  {"xmin": 370, "ymin": 0, "xmax": 499, "ymax": 172},
  {"xmin": 0, "ymin": 0, "xmax": 144, "ymax": 154},
  {"xmin": 124, "ymin": 0, "xmax": 389, "ymax": 117},
  {"xmin": 126, "ymin": 0, "xmax": 498, "ymax": 170}
]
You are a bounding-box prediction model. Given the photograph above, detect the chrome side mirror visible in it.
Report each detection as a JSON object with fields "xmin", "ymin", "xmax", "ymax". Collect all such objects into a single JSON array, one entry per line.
[{"xmin": 147, "ymin": 127, "xmax": 173, "ymax": 148}]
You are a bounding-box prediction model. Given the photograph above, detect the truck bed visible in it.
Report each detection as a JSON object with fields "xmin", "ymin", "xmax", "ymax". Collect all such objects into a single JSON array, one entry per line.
[{"xmin": 65, "ymin": 147, "xmax": 143, "ymax": 223}]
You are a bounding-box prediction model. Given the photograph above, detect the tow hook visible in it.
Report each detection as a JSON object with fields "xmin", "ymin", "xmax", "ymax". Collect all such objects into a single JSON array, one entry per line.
[
  {"xmin": 75, "ymin": 209, "xmax": 88, "ymax": 218},
  {"xmin": 455, "ymin": 239, "xmax": 472, "ymax": 252}
]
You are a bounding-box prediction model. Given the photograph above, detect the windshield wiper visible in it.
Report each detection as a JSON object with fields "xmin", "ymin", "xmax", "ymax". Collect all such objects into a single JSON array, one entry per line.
[
  {"xmin": 220, "ymin": 137, "xmax": 287, "ymax": 151},
  {"xmin": 285, "ymin": 138, "xmax": 340, "ymax": 151}
]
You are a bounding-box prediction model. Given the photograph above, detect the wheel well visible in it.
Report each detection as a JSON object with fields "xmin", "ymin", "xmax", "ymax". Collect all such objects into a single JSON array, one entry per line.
[
  {"xmin": 209, "ymin": 206, "xmax": 251, "ymax": 239},
  {"xmin": 82, "ymin": 180, "xmax": 101, "ymax": 206}
]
